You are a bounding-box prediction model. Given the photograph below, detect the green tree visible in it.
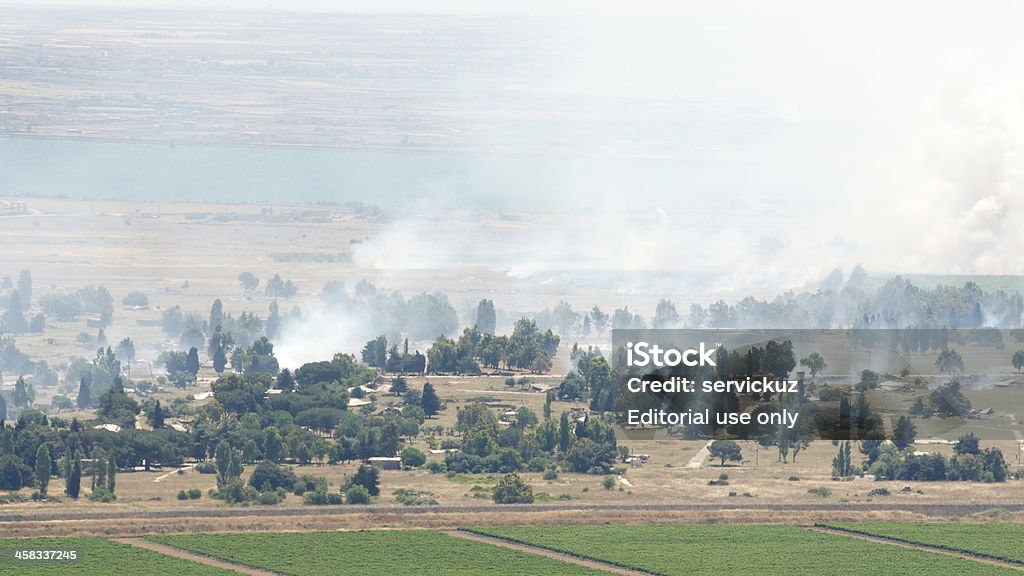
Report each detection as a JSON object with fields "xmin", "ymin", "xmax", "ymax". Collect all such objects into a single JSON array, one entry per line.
[
  {"xmin": 892, "ymin": 415, "xmax": 917, "ymax": 450},
  {"xmin": 107, "ymin": 454, "xmax": 116, "ymax": 494},
  {"xmin": 12, "ymin": 377, "xmax": 32, "ymax": 408},
  {"xmin": 362, "ymin": 336, "xmax": 388, "ymax": 369},
  {"xmin": 799, "ymin": 352, "xmax": 827, "ymax": 378},
  {"xmin": 928, "ymin": 380, "xmax": 971, "ymax": 417},
  {"xmin": 652, "ymin": 298, "xmax": 680, "ymax": 329},
  {"xmin": 238, "ymin": 272, "xmax": 259, "ymax": 292},
  {"xmin": 151, "ymin": 400, "xmax": 165, "ymax": 429},
  {"xmin": 62, "ymin": 447, "xmax": 72, "ymax": 494},
  {"xmin": 558, "ymin": 412, "xmax": 572, "ymax": 452},
  {"xmin": 475, "ymin": 299, "xmax": 497, "ymax": 334},
  {"xmin": 265, "ymin": 428, "xmax": 283, "ymax": 463},
  {"xmin": 35, "ymin": 444, "xmax": 50, "ymax": 496},
  {"xmin": 709, "ymin": 440, "xmax": 742, "ymax": 466},
  {"xmin": 421, "ymin": 382, "xmax": 441, "ymax": 417},
  {"xmin": 832, "ymin": 441, "xmax": 853, "ymax": 478},
  {"xmin": 400, "ymin": 447, "xmax": 426, "ymax": 468},
  {"xmin": 348, "ymin": 464, "xmax": 380, "ymax": 496},
  {"xmin": 186, "ymin": 347, "xmax": 200, "ymax": 377},
  {"xmin": 935, "ymin": 348, "xmax": 965, "ymax": 375},
  {"xmin": 493, "ymin": 472, "xmax": 534, "ymax": 504},
  {"xmin": 955, "ymin": 432, "xmax": 981, "ymax": 455},
  {"xmin": 67, "ymin": 452, "xmax": 82, "ymax": 498},
  {"xmin": 3, "ymin": 290, "xmax": 28, "ymax": 334},
  {"xmin": 0, "ymin": 454, "xmax": 27, "ymax": 490},
  {"xmin": 215, "ymin": 441, "xmax": 235, "ymax": 488},
  {"xmin": 1013, "ymin": 350, "xmax": 1024, "ymax": 373},
  {"xmin": 213, "ymin": 345, "xmax": 228, "ymax": 374},
  {"xmin": 590, "ymin": 306, "xmax": 608, "ymax": 337}
]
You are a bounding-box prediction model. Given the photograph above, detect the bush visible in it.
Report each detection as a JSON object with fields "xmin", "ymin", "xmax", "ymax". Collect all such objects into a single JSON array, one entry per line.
[
  {"xmin": 292, "ymin": 475, "xmax": 328, "ymax": 496},
  {"xmin": 393, "ymin": 488, "xmax": 438, "ymax": 506},
  {"xmin": 188, "ymin": 488, "xmax": 202, "ymax": 500},
  {"xmin": 177, "ymin": 490, "xmax": 188, "ymax": 500},
  {"xmin": 808, "ymin": 487, "xmax": 832, "ymax": 498},
  {"xmin": 303, "ymin": 489, "xmax": 342, "ymax": 505},
  {"xmin": 195, "ymin": 461, "xmax": 217, "ymax": 474},
  {"xmin": 122, "ymin": 291, "xmax": 149, "ymax": 307},
  {"xmin": 89, "ymin": 487, "xmax": 116, "ymax": 503},
  {"xmin": 425, "ymin": 461, "xmax": 446, "ymax": 474},
  {"xmin": 346, "ymin": 485, "xmax": 371, "ymax": 504},
  {"xmin": 708, "ymin": 473, "xmax": 730, "ymax": 486},
  {"xmin": 788, "ymin": 476, "xmax": 800, "ymax": 481},
  {"xmin": 493, "ymin": 472, "xmax": 534, "ymax": 504},
  {"xmin": 867, "ymin": 487, "xmax": 890, "ymax": 497},
  {"xmin": 602, "ymin": 476, "xmax": 616, "ymax": 490},
  {"xmin": 257, "ymin": 490, "xmax": 284, "ymax": 505},
  {"xmin": 542, "ymin": 468, "xmax": 558, "ymax": 481}
]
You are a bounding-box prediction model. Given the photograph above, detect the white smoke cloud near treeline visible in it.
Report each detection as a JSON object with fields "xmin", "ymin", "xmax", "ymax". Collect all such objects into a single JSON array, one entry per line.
[
  {"xmin": 231, "ymin": 1, "xmax": 1024, "ymax": 365},
  {"xmin": 340, "ymin": 1, "xmax": 1024, "ymax": 298}
]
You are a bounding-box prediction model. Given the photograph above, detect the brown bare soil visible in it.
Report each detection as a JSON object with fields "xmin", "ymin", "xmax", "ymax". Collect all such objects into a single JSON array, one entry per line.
[
  {"xmin": 449, "ymin": 530, "xmax": 656, "ymax": 576},
  {"xmin": 112, "ymin": 538, "xmax": 283, "ymax": 576},
  {"xmin": 808, "ymin": 526, "xmax": 1024, "ymax": 572}
]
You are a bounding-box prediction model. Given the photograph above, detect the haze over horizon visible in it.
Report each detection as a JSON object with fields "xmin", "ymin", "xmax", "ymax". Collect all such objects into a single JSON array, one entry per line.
[{"xmin": 2, "ymin": 1, "xmax": 1023, "ymax": 285}]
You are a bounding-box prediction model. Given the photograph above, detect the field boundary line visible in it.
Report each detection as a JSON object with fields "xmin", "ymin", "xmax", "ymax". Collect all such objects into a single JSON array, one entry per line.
[
  {"xmin": 810, "ymin": 525, "xmax": 1024, "ymax": 572},
  {"xmin": 454, "ymin": 528, "xmax": 664, "ymax": 576},
  {"xmin": 111, "ymin": 538, "xmax": 284, "ymax": 576}
]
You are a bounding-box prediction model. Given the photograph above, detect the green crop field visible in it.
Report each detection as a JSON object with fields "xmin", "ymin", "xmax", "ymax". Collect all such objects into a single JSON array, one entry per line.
[
  {"xmin": 826, "ymin": 523, "xmax": 1024, "ymax": 565},
  {"xmin": 147, "ymin": 530, "xmax": 611, "ymax": 576},
  {"xmin": 0, "ymin": 537, "xmax": 234, "ymax": 576},
  {"xmin": 469, "ymin": 525, "xmax": 1018, "ymax": 575}
]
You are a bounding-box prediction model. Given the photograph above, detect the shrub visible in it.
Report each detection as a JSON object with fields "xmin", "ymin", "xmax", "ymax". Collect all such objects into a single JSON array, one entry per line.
[
  {"xmin": 346, "ymin": 485, "xmax": 371, "ymax": 504},
  {"xmin": 867, "ymin": 487, "xmax": 890, "ymax": 497},
  {"xmin": 177, "ymin": 490, "xmax": 188, "ymax": 500},
  {"xmin": 303, "ymin": 489, "xmax": 342, "ymax": 505},
  {"xmin": 195, "ymin": 461, "xmax": 217, "ymax": 474},
  {"xmin": 808, "ymin": 487, "xmax": 832, "ymax": 498},
  {"xmin": 788, "ymin": 476, "xmax": 800, "ymax": 481},
  {"xmin": 602, "ymin": 476, "xmax": 616, "ymax": 490},
  {"xmin": 292, "ymin": 475, "xmax": 328, "ymax": 496},
  {"xmin": 257, "ymin": 490, "xmax": 284, "ymax": 505},
  {"xmin": 708, "ymin": 473, "xmax": 730, "ymax": 486},
  {"xmin": 425, "ymin": 461, "xmax": 446, "ymax": 474},
  {"xmin": 493, "ymin": 472, "xmax": 534, "ymax": 504},
  {"xmin": 188, "ymin": 488, "xmax": 202, "ymax": 500},
  {"xmin": 89, "ymin": 487, "xmax": 116, "ymax": 503},
  {"xmin": 393, "ymin": 488, "xmax": 438, "ymax": 506},
  {"xmin": 542, "ymin": 468, "xmax": 558, "ymax": 481}
]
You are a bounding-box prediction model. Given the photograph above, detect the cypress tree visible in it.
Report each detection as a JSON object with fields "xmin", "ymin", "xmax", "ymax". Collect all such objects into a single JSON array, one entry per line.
[
  {"xmin": 35, "ymin": 444, "xmax": 50, "ymax": 496},
  {"xmin": 67, "ymin": 452, "xmax": 81, "ymax": 498},
  {"xmin": 62, "ymin": 447, "xmax": 72, "ymax": 494},
  {"xmin": 152, "ymin": 400, "xmax": 164, "ymax": 429},
  {"xmin": 421, "ymin": 382, "xmax": 440, "ymax": 417},
  {"xmin": 107, "ymin": 455, "xmax": 116, "ymax": 493},
  {"xmin": 77, "ymin": 377, "xmax": 91, "ymax": 409}
]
